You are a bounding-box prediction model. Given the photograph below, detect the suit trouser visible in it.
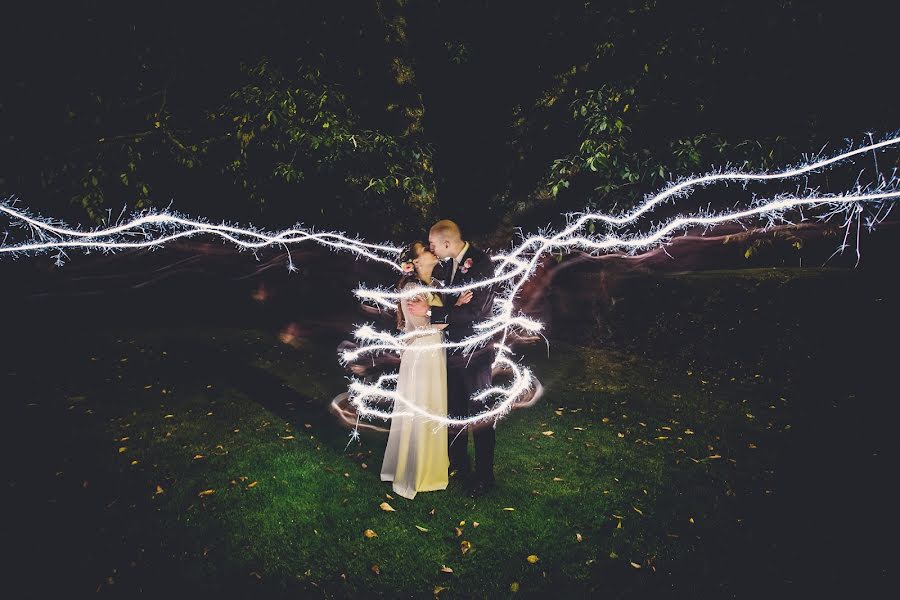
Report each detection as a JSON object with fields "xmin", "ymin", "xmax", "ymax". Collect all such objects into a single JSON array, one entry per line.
[{"xmin": 446, "ymin": 355, "xmax": 495, "ymax": 480}]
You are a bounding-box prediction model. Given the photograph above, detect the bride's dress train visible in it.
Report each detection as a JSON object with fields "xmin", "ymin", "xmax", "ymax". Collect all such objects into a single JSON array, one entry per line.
[{"xmin": 380, "ymin": 282, "xmax": 449, "ymax": 499}]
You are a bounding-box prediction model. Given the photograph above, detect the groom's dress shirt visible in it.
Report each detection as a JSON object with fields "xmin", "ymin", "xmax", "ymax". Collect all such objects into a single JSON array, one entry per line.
[{"xmin": 450, "ymin": 242, "xmax": 470, "ymax": 285}]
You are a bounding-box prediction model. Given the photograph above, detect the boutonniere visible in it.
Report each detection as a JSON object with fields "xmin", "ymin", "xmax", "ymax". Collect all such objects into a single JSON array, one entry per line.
[{"xmin": 459, "ymin": 257, "xmax": 474, "ymax": 274}]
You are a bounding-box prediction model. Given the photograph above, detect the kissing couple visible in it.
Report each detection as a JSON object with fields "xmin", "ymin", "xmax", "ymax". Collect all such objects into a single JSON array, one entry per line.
[{"xmin": 380, "ymin": 219, "xmax": 498, "ymax": 499}]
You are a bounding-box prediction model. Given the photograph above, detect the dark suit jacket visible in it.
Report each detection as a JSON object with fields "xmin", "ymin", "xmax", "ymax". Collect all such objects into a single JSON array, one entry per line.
[{"xmin": 429, "ymin": 243, "xmax": 496, "ymax": 351}]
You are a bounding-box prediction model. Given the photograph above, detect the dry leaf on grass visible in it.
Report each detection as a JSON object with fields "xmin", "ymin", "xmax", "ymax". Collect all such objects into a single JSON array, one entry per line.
[
  {"xmin": 379, "ymin": 502, "xmax": 396, "ymax": 512},
  {"xmin": 576, "ymin": 532, "xmax": 583, "ymax": 542},
  {"xmin": 415, "ymin": 525, "xmax": 429, "ymax": 532},
  {"xmin": 370, "ymin": 564, "xmax": 380, "ymax": 575},
  {"xmin": 541, "ymin": 431, "xmax": 554, "ymax": 436},
  {"xmin": 440, "ymin": 565, "xmax": 453, "ymax": 573},
  {"xmin": 526, "ymin": 554, "xmax": 539, "ymax": 564},
  {"xmin": 363, "ymin": 529, "xmax": 378, "ymax": 538},
  {"xmin": 198, "ymin": 489, "xmax": 215, "ymax": 497},
  {"xmin": 460, "ymin": 540, "xmax": 472, "ymax": 555}
]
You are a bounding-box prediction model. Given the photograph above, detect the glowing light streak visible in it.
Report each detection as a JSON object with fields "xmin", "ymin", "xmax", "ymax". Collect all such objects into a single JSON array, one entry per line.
[{"xmin": 2, "ymin": 133, "xmax": 898, "ymax": 435}]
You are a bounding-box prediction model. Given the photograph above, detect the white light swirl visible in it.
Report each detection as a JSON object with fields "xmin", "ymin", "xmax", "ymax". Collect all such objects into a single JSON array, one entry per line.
[{"xmin": 2, "ymin": 133, "xmax": 898, "ymax": 435}]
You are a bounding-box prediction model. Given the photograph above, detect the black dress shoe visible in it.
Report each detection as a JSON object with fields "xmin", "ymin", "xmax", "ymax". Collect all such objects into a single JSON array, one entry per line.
[
  {"xmin": 449, "ymin": 467, "xmax": 471, "ymax": 483},
  {"xmin": 467, "ymin": 477, "xmax": 495, "ymax": 498}
]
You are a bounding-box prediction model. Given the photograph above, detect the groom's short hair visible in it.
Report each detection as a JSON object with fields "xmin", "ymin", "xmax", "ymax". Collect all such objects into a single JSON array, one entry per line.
[{"xmin": 430, "ymin": 219, "xmax": 461, "ymax": 242}]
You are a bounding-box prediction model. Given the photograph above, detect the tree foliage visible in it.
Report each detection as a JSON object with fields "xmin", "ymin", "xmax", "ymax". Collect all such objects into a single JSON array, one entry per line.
[{"xmin": 1, "ymin": 1, "xmax": 896, "ymax": 238}]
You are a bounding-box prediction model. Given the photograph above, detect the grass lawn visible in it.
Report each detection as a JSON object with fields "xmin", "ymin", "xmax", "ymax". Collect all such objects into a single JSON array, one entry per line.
[{"xmin": 3, "ymin": 268, "xmax": 893, "ymax": 597}]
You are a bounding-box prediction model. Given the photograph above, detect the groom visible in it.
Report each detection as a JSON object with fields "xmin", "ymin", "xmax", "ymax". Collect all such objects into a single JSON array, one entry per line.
[{"xmin": 428, "ymin": 219, "xmax": 497, "ymax": 496}]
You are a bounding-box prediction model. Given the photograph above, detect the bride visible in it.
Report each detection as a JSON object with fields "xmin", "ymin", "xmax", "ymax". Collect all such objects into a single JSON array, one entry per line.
[{"xmin": 380, "ymin": 241, "xmax": 472, "ymax": 499}]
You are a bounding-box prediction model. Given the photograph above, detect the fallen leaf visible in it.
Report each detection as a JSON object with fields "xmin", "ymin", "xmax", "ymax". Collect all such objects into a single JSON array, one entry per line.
[
  {"xmin": 247, "ymin": 481, "xmax": 258, "ymax": 488},
  {"xmin": 616, "ymin": 520, "xmax": 623, "ymax": 529},
  {"xmin": 118, "ymin": 447, "xmax": 127, "ymax": 454},
  {"xmin": 379, "ymin": 502, "xmax": 396, "ymax": 512},
  {"xmin": 502, "ymin": 507, "xmax": 515, "ymax": 511},
  {"xmin": 155, "ymin": 485, "xmax": 164, "ymax": 495},
  {"xmin": 454, "ymin": 527, "xmax": 463, "ymax": 537},
  {"xmin": 541, "ymin": 431, "xmax": 554, "ymax": 436},
  {"xmin": 553, "ymin": 477, "xmax": 564, "ymax": 481},
  {"xmin": 193, "ymin": 454, "xmax": 205, "ymax": 460},
  {"xmin": 131, "ymin": 460, "xmax": 139, "ymax": 466},
  {"xmin": 632, "ymin": 506, "xmax": 644, "ymax": 516},
  {"xmin": 472, "ymin": 521, "xmax": 480, "ymax": 528},
  {"xmin": 510, "ymin": 582, "xmax": 520, "ymax": 592},
  {"xmin": 370, "ymin": 564, "xmax": 380, "ymax": 575},
  {"xmin": 459, "ymin": 520, "xmax": 466, "ymax": 526},
  {"xmin": 363, "ymin": 529, "xmax": 378, "ymax": 539},
  {"xmin": 429, "ymin": 508, "xmax": 436, "ymax": 516},
  {"xmin": 415, "ymin": 525, "xmax": 429, "ymax": 532},
  {"xmin": 440, "ymin": 565, "xmax": 453, "ymax": 573},
  {"xmin": 163, "ymin": 414, "xmax": 174, "ymax": 419},
  {"xmin": 630, "ymin": 561, "xmax": 642, "ymax": 569},
  {"xmin": 601, "ymin": 417, "xmax": 610, "ymax": 423},
  {"xmin": 576, "ymin": 532, "xmax": 583, "ymax": 542},
  {"xmin": 279, "ymin": 435, "xmax": 295, "ymax": 440},
  {"xmin": 385, "ymin": 493, "xmax": 395, "ymax": 500},
  {"xmin": 460, "ymin": 540, "xmax": 472, "ymax": 555},
  {"xmin": 573, "ymin": 427, "xmax": 585, "ymax": 431},
  {"xmin": 433, "ymin": 585, "xmax": 447, "ymax": 595},
  {"xmin": 609, "ymin": 551, "xmax": 618, "ymax": 559},
  {"xmin": 526, "ymin": 554, "xmax": 539, "ymax": 564},
  {"xmin": 198, "ymin": 489, "xmax": 215, "ymax": 497}
]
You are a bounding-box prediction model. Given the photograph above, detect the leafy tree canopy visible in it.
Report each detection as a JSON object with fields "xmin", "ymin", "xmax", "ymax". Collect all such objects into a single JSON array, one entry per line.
[{"xmin": 1, "ymin": 1, "xmax": 896, "ymax": 239}]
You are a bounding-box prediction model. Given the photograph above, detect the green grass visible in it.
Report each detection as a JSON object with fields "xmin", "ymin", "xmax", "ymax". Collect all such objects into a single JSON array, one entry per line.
[
  {"xmin": 5, "ymin": 322, "xmax": 803, "ymax": 597},
  {"xmin": 4, "ymin": 266, "xmax": 894, "ymax": 597}
]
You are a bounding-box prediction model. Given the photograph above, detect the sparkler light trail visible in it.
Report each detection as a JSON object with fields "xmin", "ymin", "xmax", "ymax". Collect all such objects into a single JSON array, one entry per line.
[{"xmin": 2, "ymin": 133, "xmax": 899, "ymax": 436}]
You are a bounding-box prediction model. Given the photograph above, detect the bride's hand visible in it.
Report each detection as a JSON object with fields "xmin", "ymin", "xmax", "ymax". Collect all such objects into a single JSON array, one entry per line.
[
  {"xmin": 455, "ymin": 290, "xmax": 473, "ymax": 306},
  {"xmin": 406, "ymin": 295, "xmax": 430, "ymax": 317}
]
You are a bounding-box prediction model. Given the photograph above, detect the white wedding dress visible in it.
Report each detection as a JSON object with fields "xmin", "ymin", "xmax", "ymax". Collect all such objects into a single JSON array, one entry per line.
[{"xmin": 380, "ymin": 281, "xmax": 449, "ymax": 499}]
